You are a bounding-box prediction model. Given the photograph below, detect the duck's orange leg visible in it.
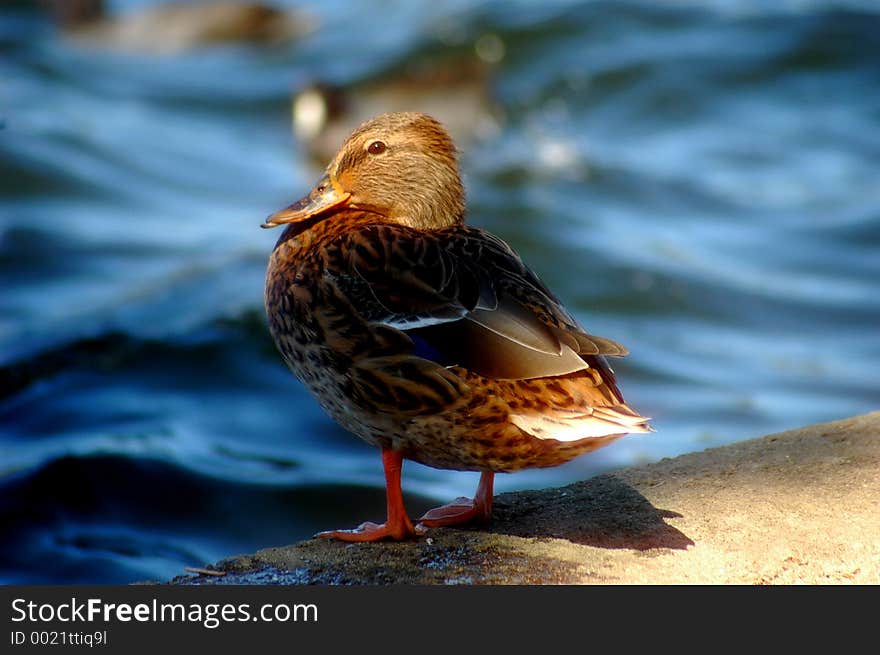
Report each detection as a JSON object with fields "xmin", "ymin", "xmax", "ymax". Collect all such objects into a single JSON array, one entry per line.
[
  {"xmin": 317, "ymin": 448, "xmax": 417, "ymax": 542},
  {"xmin": 417, "ymin": 471, "xmax": 494, "ymax": 528}
]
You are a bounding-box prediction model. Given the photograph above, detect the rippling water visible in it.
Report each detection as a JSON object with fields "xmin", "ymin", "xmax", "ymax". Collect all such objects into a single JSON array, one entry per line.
[{"xmin": 2, "ymin": 0, "xmax": 878, "ymax": 584}]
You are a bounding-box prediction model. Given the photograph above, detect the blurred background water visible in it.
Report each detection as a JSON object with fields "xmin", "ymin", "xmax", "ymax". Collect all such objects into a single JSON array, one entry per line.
[{"xmin": 1, "ymin": 0, "xmax": 878, "ymax": 584}]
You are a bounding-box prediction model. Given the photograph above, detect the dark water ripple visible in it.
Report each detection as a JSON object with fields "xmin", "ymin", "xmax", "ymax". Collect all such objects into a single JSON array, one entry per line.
[
  {"xmin": 0, "ymin": 454, "xmax": 437, "ymax": 584},
  {"xmin": 1, "ymin": 0, "xmax": 878, "ymax": 583}
]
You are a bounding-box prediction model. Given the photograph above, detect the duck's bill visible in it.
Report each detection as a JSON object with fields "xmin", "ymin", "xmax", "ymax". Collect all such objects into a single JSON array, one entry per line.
[{"xmin": 261, "ymin": 173, "xmax": 351, "ymax": 228}]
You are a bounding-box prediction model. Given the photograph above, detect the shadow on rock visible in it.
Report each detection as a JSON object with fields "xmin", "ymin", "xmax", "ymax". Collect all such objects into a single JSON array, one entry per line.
[{"xmin": 484, "ymin": 474, "xmax": 693, "ymax": 550}]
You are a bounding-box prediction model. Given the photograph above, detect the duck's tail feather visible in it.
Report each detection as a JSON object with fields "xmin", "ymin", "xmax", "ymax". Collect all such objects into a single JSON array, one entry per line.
[{"xmin": 510, "ymin": 403, "xmax": 652, "ymax": 442}]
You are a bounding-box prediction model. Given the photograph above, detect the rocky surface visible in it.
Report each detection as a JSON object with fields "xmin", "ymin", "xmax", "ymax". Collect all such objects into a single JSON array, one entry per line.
[{"xmin": 171, "ymin": 412, "xmax": 879, "ymax": 584}]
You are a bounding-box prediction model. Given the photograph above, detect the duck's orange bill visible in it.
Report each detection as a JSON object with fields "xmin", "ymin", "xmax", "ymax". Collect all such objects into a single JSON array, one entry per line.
[{"xmin": 261, "ymin": 173, "xmax": 351, "ymax": 228}]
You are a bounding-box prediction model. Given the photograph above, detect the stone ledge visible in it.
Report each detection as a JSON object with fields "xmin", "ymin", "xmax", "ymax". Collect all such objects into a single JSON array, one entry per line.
[{"xmin": 171, "ymin": 411, "xmax": 879, "ymax": 584}]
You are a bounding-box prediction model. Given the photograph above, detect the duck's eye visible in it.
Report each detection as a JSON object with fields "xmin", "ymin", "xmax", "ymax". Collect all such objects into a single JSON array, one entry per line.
[{"xmin": 367, "ymin": 140, "xmax": 386, "ymax": 155}]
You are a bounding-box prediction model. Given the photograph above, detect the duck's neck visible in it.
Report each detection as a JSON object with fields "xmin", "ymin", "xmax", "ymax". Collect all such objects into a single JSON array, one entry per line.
[
  {"xmin": 393, "ymin": 181, "xmax": 466, "ymax": 230},
  {"xmin": 391, "ymin": 209, "xmax": 465, "ymax": 230},
  {"xmin": 272, "ymin": 210, "xmax": 381, "ymax": 253}
]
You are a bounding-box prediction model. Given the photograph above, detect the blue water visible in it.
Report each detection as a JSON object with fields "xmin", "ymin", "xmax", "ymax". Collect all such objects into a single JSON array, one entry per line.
[{"xmin": 1, "ymin": 0, "xmax": 878, "ymax": 584}]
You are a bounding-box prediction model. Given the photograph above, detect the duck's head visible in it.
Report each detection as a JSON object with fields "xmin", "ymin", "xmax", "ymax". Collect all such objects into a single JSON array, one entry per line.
[{"xmin": 264, "ymin": 112, "xmax": 465, "ymax": 231}]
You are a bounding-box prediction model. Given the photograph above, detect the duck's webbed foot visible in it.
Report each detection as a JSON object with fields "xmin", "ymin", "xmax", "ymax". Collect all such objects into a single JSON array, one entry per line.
[
  {"xmin": 316, "ymin": 448, "xmax": 417, "ymax": 542},
  {"xmin": 317, "ymin": 520, "xmax": 415, "ymax": 542},
  {"xmin": 417, "ymin": 471, "xmax": 494, "ymax": 528}
]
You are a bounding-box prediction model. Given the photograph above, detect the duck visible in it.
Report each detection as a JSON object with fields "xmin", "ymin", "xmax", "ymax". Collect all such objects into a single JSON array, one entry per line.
[
  {"xmin": 49, "ymin": 0, "xmax": 314, "ymax": 55},
  {"xmin": 263, "ymin": 112, "xmax": 651, "ymax": 542},
  {"xmin": 292, "ymin": 46, "xmax": 504, "ymax": 167}
]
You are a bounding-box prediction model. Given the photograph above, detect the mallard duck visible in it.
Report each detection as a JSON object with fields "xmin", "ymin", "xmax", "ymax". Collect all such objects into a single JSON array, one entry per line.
[
  {"xmin": 263, "ymin": 112, "xmax": 651, "ymax": 542},
  {"xmin": 50, "ymin": 0, "xmax": 314, "ymax": 55},
  {"xmin": 292, "ymin": 49, "xmax": 503, "ymax": 167}
]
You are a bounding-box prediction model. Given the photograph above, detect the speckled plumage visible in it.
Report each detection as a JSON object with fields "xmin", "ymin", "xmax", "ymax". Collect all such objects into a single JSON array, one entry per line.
[{"xmin": 263, "ymin": 112, "xmax": 650, "ymax": 540}]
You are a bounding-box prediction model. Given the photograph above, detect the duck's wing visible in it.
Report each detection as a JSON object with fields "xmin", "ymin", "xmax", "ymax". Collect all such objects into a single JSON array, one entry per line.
[{"xmin": 336, "ymin": 224, "xmax": 628, "ymax": 383}]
